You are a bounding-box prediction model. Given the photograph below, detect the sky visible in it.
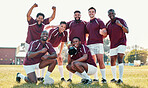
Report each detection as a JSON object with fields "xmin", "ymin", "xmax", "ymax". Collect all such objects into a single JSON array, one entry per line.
[{"xmin": 0, "ymin": 0, "xmax": 148, "ymax": 49}]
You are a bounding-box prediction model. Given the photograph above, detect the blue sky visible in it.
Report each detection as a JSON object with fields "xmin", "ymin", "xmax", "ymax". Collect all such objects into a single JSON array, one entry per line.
[{"xmin": 0, "ymin": 0, "xmax": 148, "ymax": 49}]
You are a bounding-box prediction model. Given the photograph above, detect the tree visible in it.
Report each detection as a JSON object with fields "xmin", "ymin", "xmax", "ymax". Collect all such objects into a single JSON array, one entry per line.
[{"xmin": 124, "ymin": 49, "xmax": 148, "ymax": 63}]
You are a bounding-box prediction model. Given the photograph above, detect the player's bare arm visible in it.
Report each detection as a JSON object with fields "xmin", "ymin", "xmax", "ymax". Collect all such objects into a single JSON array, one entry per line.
[
  {"xmin": 28, "ymin": 48, "xmax": 47, "ymax": 58},
  {"xmin": 100, "ymin": 28, "xmax": 107, "ymax": 36},
  {"xmin": 48, "ymin": 6, "xmax": 56, "ymax": 23},
  {"xmin": 27, "ymin": 3, "xmax": 38, "ymax": 21},
  {"xmin": 116, "ymin": 20, "xmax": 129, "ymax": 33},
  {"xmin": 41, "ymin": 52, "xmax": 57, "ymax": 60}
]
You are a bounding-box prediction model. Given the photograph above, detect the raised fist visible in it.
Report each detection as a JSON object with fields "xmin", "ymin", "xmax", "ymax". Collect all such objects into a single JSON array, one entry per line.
[
  {"xmin": 33, "ymin": 3, "xmax": 38, "ymax": 8},
  {"xmin": 52, "ymin": 6, "xmax": 56, "ymax": 11}
]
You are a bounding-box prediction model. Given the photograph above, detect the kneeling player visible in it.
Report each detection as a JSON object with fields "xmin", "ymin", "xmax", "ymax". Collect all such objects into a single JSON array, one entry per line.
[
  {"xmin": 16, "ymin": 31, "xmax": 57, "ymax": 84},
  {"xmin": 66, "ymin": 37, "xmax": 97, "ymax": 84}
]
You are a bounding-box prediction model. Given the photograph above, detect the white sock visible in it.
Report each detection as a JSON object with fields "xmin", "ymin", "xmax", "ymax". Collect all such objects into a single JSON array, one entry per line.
[
  {"xmin": 44, "ymin": 71, "xmax": 51, "ymax": 79},
  {"xmin": 119, "ymin": 63, "xmax": 124, "ymax": 80},
  {"xmin": 58, "ymin": 65, "xmax": 64, "ymax": 78},
  {"xmin": 41, "ymin": 68, "xmax": 46, "ymax": 77},
  {"xmin": 100, "ymin": 69, "xmax": 106, "ymax": 79},
  {"xmin": 36, "ymin": 68, "xmax": 40, "ymax": 78},
  {"xmin": 81, "ymin": 71, "xmax": 90, "ymax": 79},
  {"xmin": 69, "ymin": 71, "xmax": 73, "ymax": 79},
  {"xmin": 18, "ymin": 73, "xmax": 25, "ymax": 80},
  {"xmin": 111, "ymin": 65, "xmax": 117, "ymax": 80},
  {"xmin": 75, "ymin": 72, "xmax": 84, "ymax": 78},
  {"xmin": 94, "ymin": 69, "xmax": 99, "ymax": 80}
]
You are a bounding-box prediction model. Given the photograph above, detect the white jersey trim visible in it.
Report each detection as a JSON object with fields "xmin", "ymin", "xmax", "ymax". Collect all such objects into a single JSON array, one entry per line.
[{"xmin": 29, "ymin": 23, "xmax": 37, "ymax": 27}]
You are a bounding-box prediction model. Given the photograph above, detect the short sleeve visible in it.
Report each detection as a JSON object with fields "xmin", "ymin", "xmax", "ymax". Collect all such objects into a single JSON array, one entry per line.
[
  {"xmin": 81, "ymin": 45, "xmax": 89, "ymax": 54},
  {"xmin": 66, "ymin": 21, "xmax": 71, "ymax": 29},
  {"xmin": 120, "ymin": 19, "xmax": 128, "ymax": 28},
  {"xmin": 28, "ymin": 41, "xmax": 37, "ymax": 52},
  {"xmin": 27, "ymin": 17, "xmax": 36, "ymax": 25},
  {"xmin": 62, "ymin": 31, "xmax": 68, "ymax": 42},
  {"xmin": 98, "ymin": 19, "xmax": 106, "ymax": 29},
  {"xmin": 46, "ymin": 43, "xmax": 56, "ymax": 54},
  {"xmin": 43, "ymin": 18, "xmax": 50, "ymax": 25}
]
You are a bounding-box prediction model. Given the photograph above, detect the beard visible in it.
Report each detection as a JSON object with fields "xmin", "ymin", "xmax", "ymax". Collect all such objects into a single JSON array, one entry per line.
[
  {"xmin": 75, "ymin": 17, "xmax": 80, "ymax": 23},
  {"xmin": 41, "ymin": 37, "xmax": 48, "ymax": 41},
  {"xmin": 37, "ymin": 21, "xmax": 42, "ymax": 27}
]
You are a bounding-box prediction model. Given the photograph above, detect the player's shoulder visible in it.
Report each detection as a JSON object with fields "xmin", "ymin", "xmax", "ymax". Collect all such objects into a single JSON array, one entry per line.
[
  {"xmin": 116, "ymin": 17, "xmax": 125, "ymax": 21},
  {"xmin": 81, "ymin": 20, "xmax": 87, "ymax": 24},
  {"xmin": 30, "ymin": 39, "xmax": 40, "ymax": 46}
]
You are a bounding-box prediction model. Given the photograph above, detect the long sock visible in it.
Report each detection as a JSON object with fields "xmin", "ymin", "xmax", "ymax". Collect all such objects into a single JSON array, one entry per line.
[
  {"xmin": 41, "ymin": 68, "xmax": 46, "ymax": 77},
  {"xmin": 18, "ymin": 73, "xmax": 25, "ymax": 80},
  {"xmin": 58, "ymin": 65, "xmax": 64, "ymax": 78},
  {"xmin": 69, "ymin": 71, "xmax": 73, "ymax": 79},
  {"xmin": 100, "ymin": 69, "xmax": 106, "ymax": 79},
  {"xmin": 94, "ymin": 69, "xmax": 99, "ymax": 80},
  {"xmin": 119, "ymin": 63, "xmax": 124, "ymax": 80},
  {"xmin": 36, "ymin": 68, "xmax": 40, "ymax": 78},
  {"xmin": 111, "ymin": 65, "xmax": 117, "ymax": 80},
  {"xmin": 44, "ymin": 71, "xmax": 51, "ymax": 80},
  {"xmin": 81, "ymin": 71, "xmax": 90, "ymax": 79},
  {"xmin": 75, "ymin": 72, "xmax": 84, "ymax": 78}
]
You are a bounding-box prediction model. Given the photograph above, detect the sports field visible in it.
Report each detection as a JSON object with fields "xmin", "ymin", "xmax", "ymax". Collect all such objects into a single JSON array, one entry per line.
[{"xmin": 0, "ymin": 65, "xmax": 148, "ymax": 88}]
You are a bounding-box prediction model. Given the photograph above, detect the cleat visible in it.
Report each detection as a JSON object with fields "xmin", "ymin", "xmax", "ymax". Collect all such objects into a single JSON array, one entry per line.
[
  {"xmin": 67, "ymin": 79, "xmax": 72, "ymax": 82},
  {"xmin": 61, "ymin": 78, "xmax": 66, "ymax": 81},
  {"xmin": 40, "ymin": 77, "xmax": 44, "ymax": 81},
  {"xmin": 93, "ymin": 79, "xmax": 99, "ymax": 82},
  {"xmin": 37, "ymin": 77, "xmax": 41, "ymax": 81},
  {"xmin": 101, "ymin": 78, "xmax": 107, "ymax": 83},
  {"xmin": 16, "ymin": 73, "xmax": 21, "ymax": 83},
  {"xmin": 116, "ymin": 79, "xmax": 123, "ymax": 84},
  {"xmin": 84, "ymin": 79, "xmax": 92, "ymax": 84},
  {"xmin": 110, "ymin": 79, "xmax": 117, "ymax": 83}
]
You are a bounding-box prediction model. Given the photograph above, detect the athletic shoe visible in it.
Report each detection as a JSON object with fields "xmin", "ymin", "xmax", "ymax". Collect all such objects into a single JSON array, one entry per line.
[
  {"xmin": 16, "ymin": 73, "xmax": 21, "ymax": 83},
  {"xmin": 61, "ymin": 78, "xmax": 66, "ymax": 81},
  {"xmin": 80, "ymin": 79, "xmax": 87, "ymax": 83},
  {"xmin": 101, "ymin": 78, "xmax": 107, "ymax": 83},
  {"xmin": 67, "ymin": 79, "xmax": 72, "ymax": 82},
  {"xmin": 37, "ymin": 77, "xmax": 41, "ymax": 81},
  {"xmin": 93, "ymin": 79, "xmax": 99, "ymax": 82},
  {"xmin": 116, "ymin": 79, "xmax": 123, "ymax": 84},
  {"xmin": 110, "ymin": 79, "xmax": 117, "ymax": 83},
  {"xmin": 84, "ymin": 79, "xmax": 92, "ymax": 84},
  {"xmin": 40, "ymin": 77, "xmax": 44, "ymax": 81}
]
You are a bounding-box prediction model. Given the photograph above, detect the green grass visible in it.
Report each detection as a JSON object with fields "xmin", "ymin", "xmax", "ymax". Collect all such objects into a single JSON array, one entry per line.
[{"xmin": 0, "ymin": 65, "xmax": 148, "ymax": 88}]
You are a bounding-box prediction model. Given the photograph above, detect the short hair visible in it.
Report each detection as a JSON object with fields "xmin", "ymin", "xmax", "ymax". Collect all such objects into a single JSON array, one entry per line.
[
  {"xmin": 72, "ymin": 37, "xmax": 81, "ymax": 41},
  {"xmin": 60, "ymin": 21, "xmax": 67, "ymax": 25},
  {"xmin": 88, "ymin": 7, "xmax": 96, "ymax": 12},
  {"xmin": 108, "ymin": 9, "xmax": 115, "ymax": 13},
  {"xmin": 36, "ymin": 13, "xmax": 45, "ymax": 19},
  {"xmin": 74, "ymin": 10, "xmax": 81, "ymax": 14}
]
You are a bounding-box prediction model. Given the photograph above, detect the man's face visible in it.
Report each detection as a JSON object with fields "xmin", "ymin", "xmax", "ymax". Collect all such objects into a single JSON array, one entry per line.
[
  {"xmin": 88, "ymin": 9, "xmax": 96, "ymax": 18},
  {"xmin": 36, "ymin": 15, "xmax": 44, "ymax": 25},
  {"xmin": 72, "ymin": 38, "xmax": 81, "ymax": 48},
  {"xmin": 59, "ymin": 24, "xmax": 66, "ymax": 33},
  {"xmin": 108, "ymin": 11, "xmax": 116, "ymax": 20},
  {"xmin": 41, "ymin": 31, "xmax": 48, "ymax": 41},
  {"xmin": 74, "ymin": 12, "xmax": 81, "ymax": 21}
]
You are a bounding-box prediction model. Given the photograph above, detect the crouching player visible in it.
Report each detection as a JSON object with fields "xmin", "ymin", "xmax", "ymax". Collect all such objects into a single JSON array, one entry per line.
[
  {"xmin": 66, "ymin": 37, "xmax": 97, "ymax": 84},
  {"xmin": 16, "ymin": 31, "xmax": 57, "ymax": 84}
]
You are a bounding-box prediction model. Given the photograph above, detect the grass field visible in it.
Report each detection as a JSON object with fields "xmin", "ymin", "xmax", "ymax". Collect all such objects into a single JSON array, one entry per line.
[{"xmin": 0, "ymin": 65, "xmax": 148, "ymax": 88}]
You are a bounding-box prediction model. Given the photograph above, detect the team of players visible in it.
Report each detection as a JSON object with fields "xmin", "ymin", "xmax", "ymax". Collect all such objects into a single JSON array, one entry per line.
[{"xmin": 16, "ymin": 3, "xmax": 128, "ymax": 84}]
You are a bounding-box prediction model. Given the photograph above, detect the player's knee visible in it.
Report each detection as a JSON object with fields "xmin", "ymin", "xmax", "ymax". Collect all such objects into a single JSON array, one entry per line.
[
  {"xmin": 73, "ymin": 62, "xmax": 80, "ymax": 67},
  {"xmin": 66, "ymin": 65, "xmax": 71, "ymax": 70}
]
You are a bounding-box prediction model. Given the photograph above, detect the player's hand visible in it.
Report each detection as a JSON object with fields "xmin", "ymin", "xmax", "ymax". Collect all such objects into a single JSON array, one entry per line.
[
  {"xmin": 41, "ymin": 55, "xmax": 48, "ymax": 60},
  {"xmin": 33, "ymin": 3, "xmax": 38, "ymax": 8},
  {"xmin": 40, "ymin": 48, "xmax": 47, "ymax": 53},
  {"xmin": 116, "ymin": 20, "xmax": 122, "ymax": 26},
  {"xmin": 100, "ymin": 29, "xmax": 107, "ymax": 36},
  {"xmin": 52, "ymin": 6, "xmax": 56, "ymax": 11}
]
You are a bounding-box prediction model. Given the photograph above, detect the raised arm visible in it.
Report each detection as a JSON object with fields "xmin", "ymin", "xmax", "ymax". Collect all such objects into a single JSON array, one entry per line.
[
  {"xmin": 27, "ymin": 3, "xmax": 38, "ymax": 21},
  {"xmin": 48, "ymin": 6, "xmax": 56, "ymax": 23}
]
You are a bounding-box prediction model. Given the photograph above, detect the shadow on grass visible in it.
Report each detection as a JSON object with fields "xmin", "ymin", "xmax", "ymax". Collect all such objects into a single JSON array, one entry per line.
[
  {"xmin": 116, "ymin": 83, "xmax": 139, "ymax": 88},
  {"xmin": 68, "ymin": 82, "xmax": 111, "ymax": 88}
]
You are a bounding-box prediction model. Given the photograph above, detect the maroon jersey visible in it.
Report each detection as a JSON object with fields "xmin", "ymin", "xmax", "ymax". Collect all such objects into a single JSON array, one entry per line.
[
  {"xmin": 67, "ymin": 20, "xmax": 87, "ymax": 45},
  {"xmin": 23, "ymin": 39, "xmax": 55, "ymax": 65},
  {"xmin": 71, "ymin": 44, "xmax": 97, "ymax": 67},
  {"xmin": 106, "ymin": 17, "xmax": 128, "ymax": 49},
  {"xmin": 48, "ymin": 28, "xmax": 67, "ymax": 47},
  {"xmin": 25, "ymin": 17, "xmax": 50, "ymax": 44},
  {"xmin": 86, "ymin": 18, "xmax": 106, "ymax": 45}
]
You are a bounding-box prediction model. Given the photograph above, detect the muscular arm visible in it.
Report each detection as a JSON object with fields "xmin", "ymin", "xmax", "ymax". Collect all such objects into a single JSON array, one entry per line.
[
  {"xmin": 28, "ymin": 48, "xmax": 47, "ymax": 58},
  {"xmin": 48, "ymin": 6, "xmax": 56, "ymax": 23},
  {"xmin": 27, "ymin": 3, "xmax": 38, "ymax": 21},
  {"xmin": 74, "ymin": 54, "xmax": 88, "ymax": 62}
]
